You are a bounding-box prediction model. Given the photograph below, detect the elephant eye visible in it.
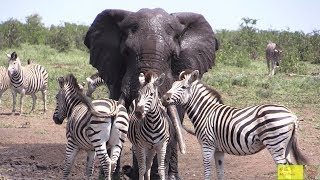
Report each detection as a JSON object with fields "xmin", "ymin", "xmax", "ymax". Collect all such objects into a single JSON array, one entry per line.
[{"xmin": 131, "ymin": 25, "xmax": 138, "ymax": 33}]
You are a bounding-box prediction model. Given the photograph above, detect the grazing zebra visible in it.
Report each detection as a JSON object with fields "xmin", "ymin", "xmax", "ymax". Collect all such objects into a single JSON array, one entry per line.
[
  {"xmin": 266, "ymin": 41, "xmax": 283, "ymax": 75},
  {"xmin": 53, "ymin": 74, "xmax": 129, "ymax": 180},
  {"xmin": 162, "ymin": 70, "xmax": 308, "ymax": 180},
  {"xmin": 6, "ymin": 52, "xmax": 48, "ymax": 114},
  {"xmin": 86, "ymin": 72, "xmax": 107, "ymax": 98},
  {"xmin": 0, "ymin": 66, "xmax": 11, "ymax": 112},
  {"xmin": 128, "ymin": 71, "xmax": 175, "ymax": 180}
]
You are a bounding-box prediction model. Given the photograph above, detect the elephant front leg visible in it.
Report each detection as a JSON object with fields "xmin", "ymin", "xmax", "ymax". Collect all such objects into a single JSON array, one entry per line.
[
  {"xmin": 214, "ymin": 151, "xmax": 225, "ymax": 180},
  {"xmin": 86, "ymin": 150, "xmax": 96, "ymax": 179}
]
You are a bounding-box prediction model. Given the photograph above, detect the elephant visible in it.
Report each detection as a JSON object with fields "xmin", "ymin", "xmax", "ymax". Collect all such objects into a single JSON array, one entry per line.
[{"xmin": 84, "ymin": 8, "xmax": 219, "ymax": 179}]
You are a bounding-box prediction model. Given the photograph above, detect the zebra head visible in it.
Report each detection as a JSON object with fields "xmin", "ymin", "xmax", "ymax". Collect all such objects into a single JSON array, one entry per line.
[
  {"xmin": 133, "ymin": 71, "xmax": 165, "ymax": 119},
  {"xmin": 6, "ymin": 52, "xmax": 21, "ymax": 77},
  {"xmin": 53, "ymin": 76, "xmax": 69, "ymax": 124},
  {"xmin": 53, "ymin": 74, "xmax": 84, "ymax": 124},
  {"xmin": 162, "ymin": 69, "xmax": 199, "ymax": 106}
]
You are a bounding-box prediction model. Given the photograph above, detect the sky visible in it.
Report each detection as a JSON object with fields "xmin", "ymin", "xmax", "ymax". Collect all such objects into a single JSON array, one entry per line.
[{"xmin": 0, "ymin": 0, "xmax": 319, "ymax": 33}]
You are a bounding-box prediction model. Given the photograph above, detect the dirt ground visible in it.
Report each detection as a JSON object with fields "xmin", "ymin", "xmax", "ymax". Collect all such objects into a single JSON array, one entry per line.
[{"xmin": 0, "ymin": 107, "xmax": 319, "ymax": 180}]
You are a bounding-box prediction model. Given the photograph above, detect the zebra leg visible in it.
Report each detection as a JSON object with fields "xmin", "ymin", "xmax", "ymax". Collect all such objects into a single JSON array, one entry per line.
[
  {"xmin": 31, "ymin": 94, "xmax": 37, "ymax": 112},
  {"xmin": 95, "ymin": 143, "xmax": 112, "ymax": 180},
  {"xmin": 214, "ymin": 151, "xmax": 224, "ymax": 180},
  {"xmin": 0, "ymin": 92, "xmax": 2, "ymax": 112},
  {"xmin": 136, "ymin": 147, "xmax": 147, "ymax": 180},
  {"xmin": 41, "ymin": 89, "xmax": 47, "ymax": 112},
  {"xmin": 63, "ymin": 142, "xmax": 80, "ymax": 179},
  {"xmin": 145, "ymin": 150, "xmax": 157, "ymax": 180},
  {"xmin": 156, "ymin": 143, "xmax": 168, "ymax": 180},
  {"xmin": 271, "ymin": 60, "xmax": 276, "ymax": 75},
  {"xmin": 201, "ymin": 145, "xmax": 215, "ymax": 180},
  {"xmin": 86, "ymin": 150, "xmax": 96, "ymax": 179},
  {"xmin": 11, "ymin": 90, "xmax": 17, "ymax": 115},
  {"xmin": 19, "ymin": 90, "xmax": 25, "ymax": 115}
]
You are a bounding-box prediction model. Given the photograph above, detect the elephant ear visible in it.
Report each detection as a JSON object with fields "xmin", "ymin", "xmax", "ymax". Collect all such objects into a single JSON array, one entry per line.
[
  {"xmin": 84, "ymin": 9, "xmax": 131, "ymax": 84},
  {"xmin": 171, "ymin": 12, "xmax": 219, "ymax": 78}
]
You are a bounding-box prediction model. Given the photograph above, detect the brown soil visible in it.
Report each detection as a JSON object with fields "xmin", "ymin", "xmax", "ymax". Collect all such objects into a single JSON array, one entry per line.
[{"xmin": 0, "ymin": 108, "xmax": 319, "ymax": 180}]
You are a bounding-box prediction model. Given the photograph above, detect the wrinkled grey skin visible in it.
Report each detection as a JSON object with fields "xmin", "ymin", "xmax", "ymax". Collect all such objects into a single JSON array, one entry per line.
[
  {"xmin": 84, "ymin": 8, "xmax": 219, "ymax": 179},
  {"xmin": 266, "ymin": 41, "xmax": 283, "ymax": 75}
]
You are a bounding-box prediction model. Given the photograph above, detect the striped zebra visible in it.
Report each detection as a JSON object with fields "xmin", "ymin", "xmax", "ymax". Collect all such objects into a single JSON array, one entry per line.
[
  {"xmin": 162, "ymin": 70, "xmax": 308, "ymax": 180},
  {"xmin": 0, "ymin": 66, "xmax": 11, "ymax": 112},
  {"xmin": 53, "ymin": 74, "xmax": 129, "ymax": 180},
  {"xmin": 128, "ymin": 72, "xmax": 175, "ymax": 180},
  {"xmin": 86, "ymin": 72, "xmax": 107, "ymax": 98},
  {"xmin": 266, "ymin": 41, "xmax": 283, "ymax": 75},
  {"xmin": 6, "ymin": 52, "xmax": 48, "ymax": 114}
]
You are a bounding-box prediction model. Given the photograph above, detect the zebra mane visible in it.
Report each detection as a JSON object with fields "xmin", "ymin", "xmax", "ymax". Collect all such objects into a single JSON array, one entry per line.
[
  {"xmin": 64, "ymin": 74, "xmax": 117, "ymax": 118},
  {"xmin": 197, "ymin": 81, "xmax": 224, "ymax": 104},
  {"xmin": 180, "ymin": 69, "xmax": 224, "ymax": 104}
]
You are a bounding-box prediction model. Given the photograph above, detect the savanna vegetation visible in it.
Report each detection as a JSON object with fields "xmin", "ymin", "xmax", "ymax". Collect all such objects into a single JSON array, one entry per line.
[{"xmin": 0, "ymin": 15, "xmax": 319, "ymax": 124}]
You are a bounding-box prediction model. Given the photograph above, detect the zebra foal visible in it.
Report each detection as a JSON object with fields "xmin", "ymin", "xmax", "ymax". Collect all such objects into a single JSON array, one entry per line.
[
  {"xmin": 162, "ymin": 70, "xmax": 308, "ymax": 180},
  {"xmin": 6, "ymin": 52, "xmax": 48, "ymax": 114},
  {"xmin": 53, "ymin": 74, "xmax": 129, "ymax": 180},
  {"xmin": 128, "ymin": 72, "xmax": 175, "ymax": 180}
]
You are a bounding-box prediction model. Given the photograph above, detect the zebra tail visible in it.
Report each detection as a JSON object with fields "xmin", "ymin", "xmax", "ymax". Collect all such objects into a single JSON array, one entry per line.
[{"xmin": 291, "ymin": 128, "xmax": 309, "ymax": 165}]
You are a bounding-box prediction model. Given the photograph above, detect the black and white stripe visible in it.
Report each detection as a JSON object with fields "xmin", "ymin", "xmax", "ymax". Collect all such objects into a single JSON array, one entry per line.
[
  {"xmin": 53, "ymin": 74, "xmax": 129, "ymax": 180},
  {"xmin": 163, "ymin": 70, "xmax": 308, "ymax": 180},
  {"xmin": 86, "ymin": 72, "xmax": 107, "ymax": 98},
  {"xmin": 128, "ymin": 72, "xmax": 173, "ymax": 180},
  {"xmin": 0, "ymin": 66, "xmax": 11, "ymax": 111},
  {"xmin": 6, "ymin": 52, "xmax": 48, "ymax": 114}
]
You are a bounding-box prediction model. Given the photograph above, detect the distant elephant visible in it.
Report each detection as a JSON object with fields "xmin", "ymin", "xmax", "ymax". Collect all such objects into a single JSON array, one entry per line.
[
  {"xmin": 266, "ymin": 41, "xmax": 283, "ymax": 75},
  {"xmin": 84, "ymin": 8, "xmax": 219, "ymax": 179}
]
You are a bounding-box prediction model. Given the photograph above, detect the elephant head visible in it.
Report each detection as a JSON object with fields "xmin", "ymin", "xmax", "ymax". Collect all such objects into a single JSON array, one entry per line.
[{"xmin": 84, "ymin": 8, "xmax": 219, "ymax": 153}]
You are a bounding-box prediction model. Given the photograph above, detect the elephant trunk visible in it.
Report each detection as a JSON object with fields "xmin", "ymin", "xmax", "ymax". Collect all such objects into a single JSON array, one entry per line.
[{"xmin": 167, "ymin": 105, "xmax": 186, "ymax": 154}]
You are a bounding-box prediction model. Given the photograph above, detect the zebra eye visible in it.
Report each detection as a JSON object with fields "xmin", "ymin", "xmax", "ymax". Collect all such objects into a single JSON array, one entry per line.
[
  {"xmin": 150, "ymin": 93, "xmax": 154, "ymax": 96},
  {"xmin": 181, "ymin": 86, "xmax": 187, "ymax": 89}
]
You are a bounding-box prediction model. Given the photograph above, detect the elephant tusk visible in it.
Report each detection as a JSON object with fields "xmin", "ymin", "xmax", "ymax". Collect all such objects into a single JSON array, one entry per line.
[{"xmin": 167, "ymin": 105, "xmax": 186, "ymax": 154}]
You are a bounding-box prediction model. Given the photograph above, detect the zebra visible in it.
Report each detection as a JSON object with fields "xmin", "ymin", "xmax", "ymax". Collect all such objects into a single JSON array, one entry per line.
[
  {"xmin": 266, "ymin": 41, "xmax": 283, "ymax": 75},
  {"xmin": 53, "ymin": 73, "xmax": 129, "ymax": 180},
  {"xmin": 6, "ymin": 52, "xmax": 48, "ymax": 114},
  {"xmin": 162, "ymin": 69, "xmax": 308, "ymax": 180},
  {"xmin": 0, "ymin": 66, "xmax": 12, "ymax": 112},
  {"xmin": 86, "ymin": 72, "xmax": 107, "ymax": 98},
  {"xmin": 128, "ymin": 71, "xmax": 176, "ymax": 180}
]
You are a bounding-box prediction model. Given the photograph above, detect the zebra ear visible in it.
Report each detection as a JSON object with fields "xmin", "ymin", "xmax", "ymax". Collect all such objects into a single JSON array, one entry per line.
[
  {"xmin": 6, "ymin": 53, "xmax": 11, "ymax": 59},
  {"xmin": 154, "ymin": 73, "xmax": 165, "ymax": 87},
  {"xmin": 178, "ymin": 71, "xmax": 186, "ymax": 80},
  {"xmin": 58, "ymin": 77, "xmax": 64, "ymax": 88},
  {"xmin": 188, "ymin": 70, "xmax": 199, "ymax": 84},
  {"xmin": 86, "ymin": 77, "xmax": 94, "ymax": 84},
  {"xmin": 139, "ymin": 73, "xmax": 145, "ymax": 86}
]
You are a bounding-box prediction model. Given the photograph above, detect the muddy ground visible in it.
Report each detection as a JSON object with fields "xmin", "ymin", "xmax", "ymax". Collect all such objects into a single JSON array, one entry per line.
[{"xmin": 0, "ymin": 108, "xmax": 319, "ymax": 180}]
